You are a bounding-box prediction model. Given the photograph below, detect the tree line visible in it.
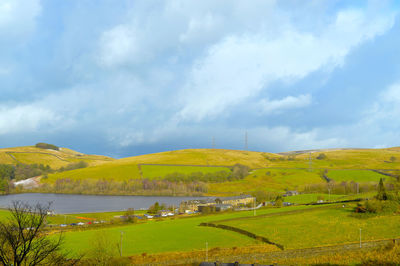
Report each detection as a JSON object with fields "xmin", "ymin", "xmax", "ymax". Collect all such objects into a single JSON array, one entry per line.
[
  {"xmin": 0, "ymin": 161, "xmax": 89, "ymax": 193},
  {"xmin": 29, "ymin": 178, "xmax": 208, "ymax": 196},
  {"xmin": 162, "ymin": 163, "xmax": 250, "ymax": 183}
]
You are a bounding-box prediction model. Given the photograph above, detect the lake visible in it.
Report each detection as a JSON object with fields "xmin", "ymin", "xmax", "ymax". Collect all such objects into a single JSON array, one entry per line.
[{"xmin": 0, "ymin": 193, "xmax": 209, "ymax": 214}]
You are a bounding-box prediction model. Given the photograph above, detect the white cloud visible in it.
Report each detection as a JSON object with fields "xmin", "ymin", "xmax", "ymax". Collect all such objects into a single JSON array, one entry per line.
[
  {"xmin": 0, "ymin": 0, "xmax": 41, "ymax": 40},
  {"xmin": 381, "ymin": 83, "xmax": 400, "ymax": 103},
  {"xmin": 0, "ymin": 105, "xmax": 60, "ymax": 135},
  {"xmin": 98, "ymin": 25, "xmax": 150, "ymax": 67},
  {"xmin": 259, "ymin": 94, "xmax": 312, "ymax": 114},
  {"xmin": 179, "ymin": 13, "xmax": 225, "ymax": 45},
  {"xmin": 250, "ymin": 126, "xmax": 346, "ymax": 152},
  {"xmin": 176, "ymin": 7, "xmax": 396, "ymax": 121}
]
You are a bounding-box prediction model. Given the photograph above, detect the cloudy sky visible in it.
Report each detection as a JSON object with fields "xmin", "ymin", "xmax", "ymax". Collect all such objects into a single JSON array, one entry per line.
[{"xmin": 1, "ymin": 0, "xmax": 400, "ymax": 157}]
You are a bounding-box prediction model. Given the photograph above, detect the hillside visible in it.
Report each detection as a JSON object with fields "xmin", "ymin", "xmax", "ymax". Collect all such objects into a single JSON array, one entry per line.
[
  {"xmin": 43, "ymin": 149, "xmax": 278, "ymax": 181},
  {"xmin": 39, "ymin": 147, "xmax": 400, "ymax": 196},
  {"xmin": 0, "ymin": 146, "xmax": 114, "ymax": 169}
]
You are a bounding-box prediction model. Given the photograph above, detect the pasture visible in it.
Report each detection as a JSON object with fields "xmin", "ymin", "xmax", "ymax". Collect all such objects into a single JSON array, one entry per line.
[
  {"xmin": 141, "ymin": 165, "xmax": 231, "ymax": 179},
  {"xmin": 45, "ymin": 163, "xmax": 141, "ymax": 183},
  {"xmin": 61, "ymin": 205, "xmax": 315, "ymax": 256},
  {"xmin": 284, "ymin": 193, "xmax": 346, "ymax": 204},
  {"xmin": 0, "ymin": 146, "xmax": 113, "ymax": 169},
  {"xmin": 268, "ymin": 148, "xmax": 400, "ymax": 170},
  {"xmin": 216, "ymin": 205, "xmax": 400, "ymax": 249},
  {"xmin": 208, "ymin": 168, "xmax": 324, "ymax": 194},
  {"xmin": 327, "ymin": 170, "xmax": 389, "ymax": 182}
]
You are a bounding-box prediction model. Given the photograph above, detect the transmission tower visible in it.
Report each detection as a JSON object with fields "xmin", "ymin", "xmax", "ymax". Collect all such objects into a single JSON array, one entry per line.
[
  {"xmin": 212, "ymin": 136, "xmax": 215, "ymax": 149},
  {"xmin": 308, "ymin": 152, "xmax": 312, "ymax": 172}
]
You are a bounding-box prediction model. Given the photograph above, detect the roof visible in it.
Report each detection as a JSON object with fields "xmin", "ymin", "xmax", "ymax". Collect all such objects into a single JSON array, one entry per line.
[
  {"xmin": 221, "ymin": 195, "xmax": 254, "ymax": 201},
  {"xmin": 214, "ymin": 204, "xmax": 232, "ymax": 208},
  {"xmin": 181, "ymin": 198, "xmax": 215, "ymax": 205}
]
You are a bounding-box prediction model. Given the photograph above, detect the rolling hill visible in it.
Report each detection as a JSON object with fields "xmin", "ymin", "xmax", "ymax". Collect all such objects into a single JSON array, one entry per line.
[
  {"xmin": 2, "ymin": 145, "xmax": 400, "ymax": 195},
  {"xmin": 0, "ymin": 145, "xmax": 114, "ymax": 169},
  {"xmin": 38, "ymin": 147, "xmax": 400, "ymax": 195}
]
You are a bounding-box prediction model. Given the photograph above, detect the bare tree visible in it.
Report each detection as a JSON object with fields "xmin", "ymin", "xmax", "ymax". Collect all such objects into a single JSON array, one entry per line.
[{"xmin": 0, "ymin": 201, "xmax": 68, "ymax": 265}]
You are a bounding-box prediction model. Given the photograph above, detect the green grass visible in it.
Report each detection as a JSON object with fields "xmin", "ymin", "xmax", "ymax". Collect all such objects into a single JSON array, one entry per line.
[
  {"xmin": 44, "ymin": 149, "xmax": 275, "ymax": 184},
  {"xmin": 141, "ymin": 165, "xmax": 231, "ymax": 179},
  {"xmin": 284, "ymin": 193, "xmax": 346, "ymax": 204},
  {"xmin": 45, "ymin": 163, "xmax": 141, "ymax": 183},
  {"xmin": 0, "ymin": 209, "xmax": 9, "ymax": 220},
  {"xmin": 327, "ymin": 170, "xmax": 389, "ymax": 182},
  {"xmin": 217, "ymin": 205, "xmax": 400, "ymax": 249},
  {"xmin": 208, "ymin": 168, "xmax": 324, "ymax": 194},
  {"xmin": 267, "ymin": 148, "xmax": 400, "ymax": 170},
  {"xmin": 61, "ymin": 205, "xmax": 316, "ymax": 256},
  {"xmin": 47, "ymin": 210, "xmax": 147, "ymax": 224},
  {"xmin": 6, "ymin": 147, "xmax": 400, "ymax": 195},
  {"xmin": 0, "ymin": 146, "xmax": 113, "ymax": 169}
]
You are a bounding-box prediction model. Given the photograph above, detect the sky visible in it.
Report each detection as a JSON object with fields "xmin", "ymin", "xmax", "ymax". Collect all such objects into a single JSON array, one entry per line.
[{"xmin": 1, "ymin": 0, "xmax": 400, "ymax": 158}]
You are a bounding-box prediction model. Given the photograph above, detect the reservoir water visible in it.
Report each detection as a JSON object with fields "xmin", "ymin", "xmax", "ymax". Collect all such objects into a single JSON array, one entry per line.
[{"xmin": 0, "ymin": 193, "xmax": 208, "ymax": 214}]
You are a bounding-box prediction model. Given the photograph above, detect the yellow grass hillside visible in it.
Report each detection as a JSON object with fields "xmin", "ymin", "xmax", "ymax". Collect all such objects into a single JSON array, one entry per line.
[
  {"xmin": 267, "ymin": 148, "xmax": 400, "ymax": 169},
  {"xmin": 0, "ymin": 146, "xmax": 114, "ymax": 169},
  {"xmin": 44, "ymin": 149, "xmax": 279, "ymax": 182},
  {"xmin": 44, "ymin": 148, "xmax": 400, "ymax": 184}
]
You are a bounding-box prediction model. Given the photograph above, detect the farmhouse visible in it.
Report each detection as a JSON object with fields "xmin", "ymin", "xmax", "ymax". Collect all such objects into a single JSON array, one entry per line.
[
  {"xmin": 283, "ymin": 190, "xmax": 298, "ymax": 197},
  {"xmin": 179, "ymin": 198, "xmax": 215, "ymax": 212},
  {"xmin": 219, "ymin": 195, "xmax": 255, "ymax": 206},
  {"xmin": 180, "ymin": 195, "xmax": 255, "ymax": 212}
]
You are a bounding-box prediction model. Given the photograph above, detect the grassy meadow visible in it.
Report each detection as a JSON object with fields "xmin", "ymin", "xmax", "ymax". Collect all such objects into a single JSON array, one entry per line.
[
  {"xmin": 284, "ymin": 193, "xmax": 346, "ymax": 204},
  {"xmin": 216, "ymin": 205, "xmax": 400, "ymax": 249},
  {"xmin": 208, "ymin": 168, "xmax": 324, "ymax": 194},
  {"xmin": 268, "ymin": 148, "xmax": 400, "ymax": 169},
  {"xmin": 46, "ymin": 210, "xmax": 147, "ymax": 225},
  {"xmin": 4, "ymin": 146, "xmax": 400, "ymax": 197},
  {"xmin": 60, "ymin": 206, "xmax": 303, "ymax": 256},
  {"xmin": 141, "ymin": 165, "xmax": 231, "ymax": 179},
  {"xmin": 327, "ymin": 169, "xmax": 390, "ymax": 182},
  {"xmin": 44, "ymin": 163, "xmax": 141, "ymax": 183},
  {"xmin": 44, "ymin": 149, "xmax": 275, "ymax": 183},
  {"xmin": 0, "ymin": 146, "xmax": 113, "ymax": 169}
]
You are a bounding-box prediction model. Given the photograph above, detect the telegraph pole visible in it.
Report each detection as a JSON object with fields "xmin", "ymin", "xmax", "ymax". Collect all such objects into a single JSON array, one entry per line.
[
  {"xmin": 205, "ymin": 241, "xmax": 208, "ymax": 261},
  {"xmin": 120, "ymin": 231, "xmax": 124, "ymax": 256},
  {"xmin": 359, "ymin": 228, "xmax": 362, "ymax": 248}
]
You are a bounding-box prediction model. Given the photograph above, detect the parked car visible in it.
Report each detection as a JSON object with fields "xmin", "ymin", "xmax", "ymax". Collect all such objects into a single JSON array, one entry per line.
[
  {"xmin": 60, "ymin": 224, "xmax": 67, "ymax": 227},
  {"xmin": 77, "ymin": 222, "xmax": 85, "ymax": 226}
]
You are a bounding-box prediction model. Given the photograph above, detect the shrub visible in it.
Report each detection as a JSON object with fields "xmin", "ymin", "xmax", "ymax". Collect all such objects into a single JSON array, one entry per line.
[
  {"xmin": 35, "ymin": 143, "xmax": 59, "ymax": 150},
  {"xmin": 357, "ymin": 199, "xmax": 399, "ymax": 214},
  {"xmin": 316, "ymin": 153, "xmax": 327, "ymax": 160}
]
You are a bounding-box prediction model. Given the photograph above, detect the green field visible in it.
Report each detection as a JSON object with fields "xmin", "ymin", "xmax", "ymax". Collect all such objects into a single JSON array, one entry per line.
[
  {"xmin": 44, "ymin": 149, "xmax": 275, "ymax": 184},
  {"xmin": 327, "ymin": 170, "xmax": 389, "ymax": 182},
  {"xmin": 46, "ymin": 210, "xmax": 147, "ymax": 225},
  {"xmin": 0, "ymin": 146, "xmax": 113, "ymax": 169},
  {"xmin": 4, "ymin": 146, "xmax": 400, "ymax": 196},
  {"xmin": 216, "ymin": 205, "xmax": 400, "ymax": 249},
  {"xmin": 267, "ymin": 148, "xmax": 400, "ymax": 170},
  {"xmin": 45, "ymin": 163, "xmax": 141, "ymax": 183},
  {"xmin": 141, "ymin": 165, "xmax": 231, "ymax": 179},
  {"xmin": 284, "ymin": 193, "xmax": 346, "ymax": 204},
  {"xmin": 0, "ymin": 209, "xmax": 9, "ymax": 220},
  {"xmin": 61, "ymin": 206, "xmax": 316, "ymax": 256},
  {"xmin": 208, "ymin": 168, "xmax": 324, "ymax": 194}
]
